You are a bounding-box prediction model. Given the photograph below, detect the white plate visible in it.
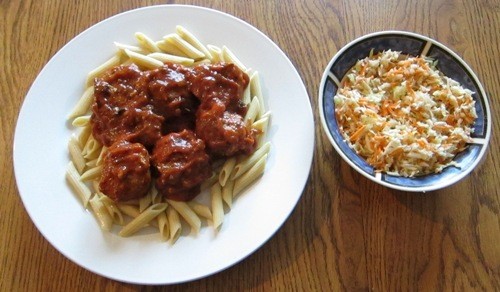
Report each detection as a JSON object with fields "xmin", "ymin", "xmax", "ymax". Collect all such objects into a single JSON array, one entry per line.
[{"xmin": 13, "ymin": 5, "xmax": 314, "ymax": 284}]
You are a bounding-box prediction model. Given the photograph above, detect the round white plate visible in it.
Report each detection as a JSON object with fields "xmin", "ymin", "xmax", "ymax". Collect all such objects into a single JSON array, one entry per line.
[{"xmin": 13, "ymin": 5, "xmax": 314, "ymax": 285}]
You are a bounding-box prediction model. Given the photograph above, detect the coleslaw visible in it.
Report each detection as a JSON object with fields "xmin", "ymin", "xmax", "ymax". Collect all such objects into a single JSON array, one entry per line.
[{"xmin": 334, "ymin": 50, "xmax": 477, "ymax": 177}]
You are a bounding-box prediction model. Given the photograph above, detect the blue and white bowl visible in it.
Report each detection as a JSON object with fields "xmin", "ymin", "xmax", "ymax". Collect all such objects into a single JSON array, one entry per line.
[{"xmin": 318, "ymin": 31, "xmax": 492, "ymax": 192}]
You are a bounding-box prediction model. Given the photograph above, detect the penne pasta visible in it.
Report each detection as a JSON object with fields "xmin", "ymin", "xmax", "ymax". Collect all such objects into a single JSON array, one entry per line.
[
  {"xmin": 82, "ymin": 135, "xmax": 102, "ymax": 160},
  {"xmin": 164, "ymin": 34, "xmax": 205, "ymax": 59},
  {"xmin": 72, "ymin": 115, "xmax": 91, "ymax": 127},
  {"xmin": 150, "ymin": 187, "xmax": 161, "ymax": 204},
  {"xmin": 206, "ymin": 44, "xmax": 222, "ymax": 63},
  {"xmin": 119, "ymin": 203, "xmax": 168, "ymax": 237},
  {"xmin": 68, "ymin": 86, "xmax": 95, "ymax": 119},
  {"xmin": 147, "ymin": 52, "xmax": 194, "ymax": 66},
  {"xmin": 222, "ymin": 179, "xmax": 234, "ymax": 208},
  {"xmin": 260, "ymin": 110, "xmax": 272, "ymax": 120},
  {"xmin": 99, "ymin": 194, "xmax": 124, "ymax": 225},
  {"xmin": 89, "ymin": 194, "xmax": 113, "ymax": 231},
  {"xmin": 222, "ymin": 45, "xmax": 247, "ymax": 71},
  {"xmin": 85, "ymin": 158, "xmax": 97, "ymax": 169},
  {"xmin": 166, "ymin": 206, "xmax": 182, "ymax": 243},
  {"xmin": 253, "ymin": 115, "xmax": 270, "ymax": 148},
  {"xmin": 66, "ymin": 162, "xmax": 92, "ymax": 208},
  {"xmin": 68, "ymin": 136, "xmax": 86, "ymax": 174},
  {"xmin": 77, "ymin": 124, "xmax": 92, "ymax": 149},
  {"xmin": 233, "ymin": 153, "xmax": 267, "ymax": 196},
  {"xmin": 211, "ymin": 183, "xmax": 224, "ymax": 229},
  {"xmin": 250, "ymin": 71, "xmax": 265, "ymax": 117},
  {"xmin": 167, "ymin": 200, "xmax": 201, "ymax": 234},
  {"xmin": 156, "ymin": 39, "xmax": 187, "ymax": 57},
  {"xmin": 175, "ymin": 25, "xmax": 213, "ymax": 60},
  {"xmin": 117, "ymin": 204, "xmax": 141, "ymax": 219},
  {"xmin": 79, "ymin": 164, "xmax": 102, "ymax": 182},
  {"xmin": 139, "ymin": 190, "xmax": 153, "ymax": 213},
  {"xmin": 114, "ymin": 41, "xmax": 144, "ymax": 54},
  {"xmin": 188, "ymin": 201, "xmax": 212, "ymax": 220},
  {"xmin": 95, "ymin": 146, "xmax": 107, "ymax": 166},
  {"xmin": 244, "ymin": 96, "xmax": 260, "ymax": 124},
  {"xmin": 219, "ymin": 157, "xmax": 237, "ymax": 187},
  {"xmin": 252, "ymin": 115, "xmax": 270, "ymax": 132},
  {"xmin": 135, "ymin": 32, "xmax": 161, "ymax": 53},
  {"xmin": 156, "ymin": 211, "xmax": 169, "ymax": 241},
  {"xmin": 242, "ymin": 81, "xmax": 251, "ymax": 105},
  {"xmin": 86, "ymin": 55, "xmax": 121, "ymax": 86},
  {"xmin": 124, "ymin": 49, "xmax": 163, "ymax": 70},
  {"xmin": 231, "ymin": 142, "xmax": 271, "ymax": 180}
]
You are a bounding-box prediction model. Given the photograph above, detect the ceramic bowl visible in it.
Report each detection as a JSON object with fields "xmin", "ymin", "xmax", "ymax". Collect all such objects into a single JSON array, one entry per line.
[{"xmin": 318, "ymin": 31, "xmax": 491, "ymax": 192}]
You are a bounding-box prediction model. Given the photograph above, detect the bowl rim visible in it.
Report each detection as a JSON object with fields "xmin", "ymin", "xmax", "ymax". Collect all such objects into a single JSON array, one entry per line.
[{"xmin": 318, "ymin": 30, "xmax": 492, "ymax": 192}]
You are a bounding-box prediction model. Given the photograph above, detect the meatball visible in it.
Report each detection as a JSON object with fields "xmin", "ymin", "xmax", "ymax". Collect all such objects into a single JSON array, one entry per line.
[
  {"xmin": 99, "ymin": 141, "xmax": 151, "ymax": 202},
  {"xmin": 151, "ymin": 130, "xmax": 212, "ymax": 201},
  {"xmin": 147, "ymin": 63, "xmax": 198, "ymax": 119},
  {"xmin": 188, "ymin": 62, "xmax": 248, "ymax": 114},
  {"xmin": 91, "ymin": 64, "xmax": 164, "ymax": 147},
  {"xmin": 195, "ymin": 99, "xmax": 257, "ymax": 157}
]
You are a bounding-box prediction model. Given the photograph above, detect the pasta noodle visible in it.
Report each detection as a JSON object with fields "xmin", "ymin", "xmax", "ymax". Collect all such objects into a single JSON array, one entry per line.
[
  {"xmin": 211, "ymin": 183, "xmax": 224, "ymax": 229},
  {"xmin": 156, "ymin": 39, "xmax": 187, "ymax": 57},
  {"xmin": 188, "ymin": 201, "xmax": 213, "ymax": 220},
  {"xmin": 86, "ymin": 55, "xmax": 120, "ymax": 86},
  {"xmin": 156, "ymin": 211, "xmax": 169, "ymax": 241},
  {"xmin": 222, "ymin": 179, "xmax": 235, "ymax": 207},
  {"xmin": 99, "ymin": 194, "xmax": 124, "ymax": 225},
  {"xmin": 77, "ymin": 124, "xmax": 92, "ymax": 149},
  {"xmin": 119, "ymin": 203, "xmax": 168, "ymax": 237},
  {"xmin": 68, "ymin": 86, "xmax": 94, "ymax": 119},
  {"xmin": 124, "ymin": 49, "xmax": 163, "ymax": 69},
  {"xmin": 114, "ymin": 42, "xmax": 144, "ymax": 54},
  {"xmin": 233, "ymin": 154, "xmax": 267, "ymax": 196},
  {"xmin": 89, "ymin": 194, "xmax": 113, "ymax": 231},
  {"xmin": 79, "ymin": 165, "xmax": 102, "ymax": 182},
  {"xmin": 67, "ymin": 26, "xmax": 271, "ymax": 245},
  {"xmin": 167, "ymin": 200, "xmax": 201, "ymax": 234},
  {"xmin": 175, "ymin": 25, "xmax": 213, "ymax": 60},
  {"xmin": 206, "ymin": 44, "xmax": 223, "ymax": 63},
  {"xmin": 231, "ymin": 142, "xmax": 271, "ymax": 180},
  {"xmin": 135, "ymin": 32, "xmax": 161, "ymax": 53},
  {"xmin": 222, "ymin": 45, "xmax": 247, "ymax": 72},
  {"xmin": 164, "ymin": 34, "xmax": 205, "ymax": 59},
  {"xmin": 219, "ymin": 157, "xmax": 237, "ymax": 187},
  {"xmin": 244, "ymin": 96, "xmax": 260, "ymax": 124},
  {"xmin": 166, "ymin": 206, "xmax": 181, "ymax": 243},
  {"xmin": 68, "ymin": 136, "xmax": 86, "ymax": 174},
  {"xmin": 72, "ymin": 115, "xmax": 91, "ymax": 127},
  {"xmin": 249, "ymin": 71, "xmax": 265, "ymax": 116},
  {"xmin": 66, "ymin": 162, "xmax": 91, "ymax": 208},
  {"xmin": 147, "ymin": 52, "xmax": 194, "ymax": 66}
]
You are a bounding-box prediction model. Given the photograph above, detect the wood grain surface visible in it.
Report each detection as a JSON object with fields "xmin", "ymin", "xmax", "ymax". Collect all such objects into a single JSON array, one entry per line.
[{"xmin": 1, "ymin": 0, "xmax": 499, "ymax": 290}]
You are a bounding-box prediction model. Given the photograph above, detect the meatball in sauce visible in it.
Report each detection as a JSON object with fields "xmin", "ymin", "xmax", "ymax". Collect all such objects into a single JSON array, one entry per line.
[
  {"xmin": 91, "ymin": 64, "xmax": 164, "ymax": 147},
  {"xmin": 151, "ymin": 130, "xmax": 212, "ymax": 202},
  {"xmin": 93, "ymin": 62, "xmax": 256, "ymax": 202},
  {"xmin": 99, "ymin": 141, "xmax": 152, "ymax": 202}
]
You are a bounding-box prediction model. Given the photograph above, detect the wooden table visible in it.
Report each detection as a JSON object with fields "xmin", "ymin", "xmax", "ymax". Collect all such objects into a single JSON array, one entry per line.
[{"xmin": 2, "ymin": 0, "xmax": 499, "ymax": 290}]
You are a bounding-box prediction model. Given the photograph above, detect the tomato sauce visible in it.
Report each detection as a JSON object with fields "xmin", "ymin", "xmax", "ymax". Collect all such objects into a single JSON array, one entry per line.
[{"xmin": 91, "ymin": 62, "xmax": 256, "ymax": 202}]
